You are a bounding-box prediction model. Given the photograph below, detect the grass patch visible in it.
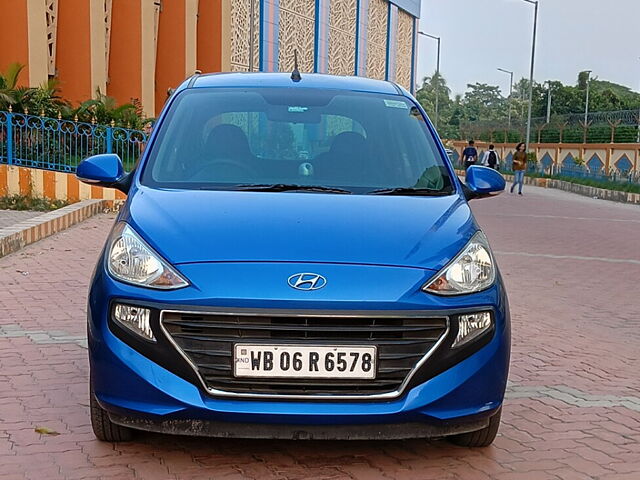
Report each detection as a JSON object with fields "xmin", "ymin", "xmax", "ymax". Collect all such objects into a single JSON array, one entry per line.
[{"xmin": 0, "ymin": 195, "xmax": 69, "ymax": 211}]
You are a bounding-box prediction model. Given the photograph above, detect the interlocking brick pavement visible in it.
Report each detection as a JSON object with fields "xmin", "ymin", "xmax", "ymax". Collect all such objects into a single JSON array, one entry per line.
[{"xmin": 0, "ymin": 185, "xmax": 639, "ymax": 479}]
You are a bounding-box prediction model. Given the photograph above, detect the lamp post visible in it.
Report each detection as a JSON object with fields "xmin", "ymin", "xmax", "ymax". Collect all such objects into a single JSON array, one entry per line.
[
  {"xmin": 546, "ymin": 81, "xmax": 552, "ymax": 124},
  {"xmin": 498, "ymin": 68, "xmax": 514, "ymax": 130},
  {"xmin": 583, "ymin": 70, "xmax": 592, "ymax": 125},
  {"xmin": 418, "ymin": 31, "xmax": 441, "ymax": 130},
  {"xmin": 521, "ymin": 0, "xmax": 539, "ymax": 150}
]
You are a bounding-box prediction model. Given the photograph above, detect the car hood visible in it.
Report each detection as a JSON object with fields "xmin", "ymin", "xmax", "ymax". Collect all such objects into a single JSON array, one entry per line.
[{"xmin": 123, "ymin": 187, "xmax": 477, "ymax": 271}]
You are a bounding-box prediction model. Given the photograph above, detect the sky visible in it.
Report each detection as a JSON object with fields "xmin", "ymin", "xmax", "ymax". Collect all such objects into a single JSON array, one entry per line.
[{"xmin": 416, "ymin": 0, "xmax": 640, "ymax": 96}]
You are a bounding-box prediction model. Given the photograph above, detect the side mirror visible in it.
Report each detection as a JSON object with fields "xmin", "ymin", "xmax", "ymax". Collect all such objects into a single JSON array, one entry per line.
[
  {"xmin": 76, "ymin": 154, "xmax": 131, "ymax": 193},
  {"xmin": 464, "ymin": 165, "xmax": 506, "ymax": 200}
]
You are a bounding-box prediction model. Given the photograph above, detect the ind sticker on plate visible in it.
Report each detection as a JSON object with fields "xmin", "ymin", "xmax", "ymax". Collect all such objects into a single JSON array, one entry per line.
[{"xmin": 384, "ymin": 99, "xmax": 408, "ymax": 109}]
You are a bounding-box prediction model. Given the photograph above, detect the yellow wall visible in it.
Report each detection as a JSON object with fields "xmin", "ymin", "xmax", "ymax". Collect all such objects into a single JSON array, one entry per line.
[{"xmin": 0, "ymin": 164, "xmax": 126, "ymax": 203}]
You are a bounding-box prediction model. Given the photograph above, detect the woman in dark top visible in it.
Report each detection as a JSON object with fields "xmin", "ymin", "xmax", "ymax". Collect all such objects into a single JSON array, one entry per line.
[{"xmin": 510, "ymin": 142, "xmax": 527, "ymax": 195}]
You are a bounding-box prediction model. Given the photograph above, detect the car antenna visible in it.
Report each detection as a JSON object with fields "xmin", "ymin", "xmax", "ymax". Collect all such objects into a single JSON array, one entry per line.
[{"xmin": 291, "ymin": 49, "xmax": 302, "ymax": 82}]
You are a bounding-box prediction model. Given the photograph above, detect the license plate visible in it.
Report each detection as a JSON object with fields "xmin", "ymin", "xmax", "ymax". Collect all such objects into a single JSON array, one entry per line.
[{"xmin": 234, "ymin": 344, "xmax": 377, "ymax": 379}]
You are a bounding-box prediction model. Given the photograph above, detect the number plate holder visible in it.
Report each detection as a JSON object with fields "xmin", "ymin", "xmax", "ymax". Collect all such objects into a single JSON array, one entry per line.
[{"xmin": 233, "ymin": 344, "xmax": 377, "ymax": 379}]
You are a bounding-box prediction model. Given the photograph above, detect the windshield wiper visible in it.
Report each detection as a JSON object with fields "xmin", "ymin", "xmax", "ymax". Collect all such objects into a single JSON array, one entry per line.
[
  {"xmin": 231, "ymin": 183, "xmax": 353, "ymax": 194},
  {"xmin": 368, "ymin": 187, "xmax": 450, "ymax": 196}
]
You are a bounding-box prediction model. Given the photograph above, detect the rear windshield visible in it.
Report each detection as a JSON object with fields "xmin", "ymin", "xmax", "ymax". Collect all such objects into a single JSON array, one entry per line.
[{"xmin": 141, "ymin": 88, "xmax": 453, "ymax": 194}]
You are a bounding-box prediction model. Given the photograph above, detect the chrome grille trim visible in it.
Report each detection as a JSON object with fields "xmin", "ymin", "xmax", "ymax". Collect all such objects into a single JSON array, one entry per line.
[{"xmin": 159, "ymin": 308, "xmax": 450, "ymax": 400}]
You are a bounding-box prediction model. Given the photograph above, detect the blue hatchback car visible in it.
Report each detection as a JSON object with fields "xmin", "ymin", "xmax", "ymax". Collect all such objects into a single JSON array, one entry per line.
[{"xmin": 77, "ymin": 72, "xmax": 509, "ymax": 447}]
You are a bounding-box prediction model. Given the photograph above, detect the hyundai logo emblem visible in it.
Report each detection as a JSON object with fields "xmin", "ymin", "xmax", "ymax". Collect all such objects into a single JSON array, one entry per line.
[{"xmin": 287, "ymin": 273, "xmax": 327, "ymax": 291}]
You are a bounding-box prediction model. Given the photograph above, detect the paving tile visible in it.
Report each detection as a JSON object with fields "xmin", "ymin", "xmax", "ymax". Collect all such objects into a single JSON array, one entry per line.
[{"xmin": 0, "ymin": 186, "xmax": 639, "ymax": 478}]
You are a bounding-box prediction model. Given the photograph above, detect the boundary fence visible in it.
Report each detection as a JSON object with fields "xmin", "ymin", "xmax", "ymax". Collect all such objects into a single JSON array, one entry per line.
[
  {"xmin": 460, "ymin": 109, "xmax": 640, "ymax": 144},
  {"xmin": 0, "ymin": 110, "xmax": 147, "ymax": 173},
  {"xmin": 447, "ymin": 140, "xmax": 640, "ymax": 187}
]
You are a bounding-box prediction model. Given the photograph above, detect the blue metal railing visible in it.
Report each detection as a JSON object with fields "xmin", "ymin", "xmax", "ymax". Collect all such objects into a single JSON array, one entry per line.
[
  {"xmin": 0, "ymin": 110, "xmax": 147, "ymax": 173},
  {"xmin": 455, "ymin": 158, "xmax": 640, "ymax": 186}
]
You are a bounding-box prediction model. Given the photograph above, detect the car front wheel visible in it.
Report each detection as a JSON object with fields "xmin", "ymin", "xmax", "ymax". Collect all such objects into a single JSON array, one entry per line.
[
  {"xmin": 449, "ymin": 407, "xmax": 502, "ymax": 448},
  {"xmin": 90, "ymin": 385, "xmax": 134, "ymax": 442}
]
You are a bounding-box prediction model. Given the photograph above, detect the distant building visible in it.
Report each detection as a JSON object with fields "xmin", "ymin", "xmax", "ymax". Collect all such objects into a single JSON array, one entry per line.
[{"xmin": 0, "ymin": 0, "xmax": 420, "ymax": 117}]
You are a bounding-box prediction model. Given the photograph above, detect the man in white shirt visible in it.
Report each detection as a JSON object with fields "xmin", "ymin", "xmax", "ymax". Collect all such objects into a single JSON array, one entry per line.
[{"xmin": 481, "ymin": 144, "xmax": 500, "ymax": 170}]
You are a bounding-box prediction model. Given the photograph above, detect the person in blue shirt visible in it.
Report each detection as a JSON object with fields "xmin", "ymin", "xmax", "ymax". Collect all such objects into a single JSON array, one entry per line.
[{"xmin": 462, "ymin": 140, "xmax": 478, "ymax": 170}]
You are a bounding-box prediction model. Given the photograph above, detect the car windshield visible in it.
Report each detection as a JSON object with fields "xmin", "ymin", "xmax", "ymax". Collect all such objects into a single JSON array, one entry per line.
[{"xmin": 141, "ymin": 88, "xmax": 454, "ymax": 195}]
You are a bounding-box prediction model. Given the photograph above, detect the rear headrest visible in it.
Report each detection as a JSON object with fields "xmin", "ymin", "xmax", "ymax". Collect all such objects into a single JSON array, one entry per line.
[
  {"xmin": 205, "ymin": 124, "xmax": 252, "ymax": 159},
  {"xmin": 330, "ymin": 132, "xmax": 367, "ymax": 155}
]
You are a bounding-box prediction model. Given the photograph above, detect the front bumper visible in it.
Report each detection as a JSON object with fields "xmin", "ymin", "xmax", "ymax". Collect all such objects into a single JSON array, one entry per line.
[{"xmin": 88, "ymin": 261, "xmax": 510, "ymax": 439}]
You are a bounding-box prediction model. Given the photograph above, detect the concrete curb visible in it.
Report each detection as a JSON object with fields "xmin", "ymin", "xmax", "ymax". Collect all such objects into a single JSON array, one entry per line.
[
  {"xmin": 456, "ymin": 169, "xmax": 640, "ymax": 205},
  {"xmin": 0, "ymin": 199, "xmax": 109, "ymax": 258}
]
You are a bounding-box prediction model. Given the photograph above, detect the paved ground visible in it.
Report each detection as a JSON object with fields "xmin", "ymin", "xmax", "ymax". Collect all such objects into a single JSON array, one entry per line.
[
  {"xmin": 0, "ymin": 185, "xmax": 639, "ymax": 479},
  {"xmin": 0, "ymin": 209, "xmax": 42, "ymax": 229}
]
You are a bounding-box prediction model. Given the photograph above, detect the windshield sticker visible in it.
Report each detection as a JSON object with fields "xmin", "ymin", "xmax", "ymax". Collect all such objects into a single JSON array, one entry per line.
[
  {"xmin": 288, "ymin": 106, "xmax": 309, "ymax": 113},
  {"xmin": 384, "ymin": 99, "xmax": 408, "ymax": 109}
]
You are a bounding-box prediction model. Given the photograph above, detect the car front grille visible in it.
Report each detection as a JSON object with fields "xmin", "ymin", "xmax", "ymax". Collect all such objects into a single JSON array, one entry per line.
[{"xmin": 161, "ymin": 311, "xmax": 449, "ymax": 397}]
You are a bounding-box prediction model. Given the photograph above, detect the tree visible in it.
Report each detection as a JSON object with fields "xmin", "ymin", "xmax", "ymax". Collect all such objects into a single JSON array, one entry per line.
[
  {"xmin": 415, "ymin": 70, "xmax": 640, "ymax": 142},
  {"xmin": 416, "ymin": 72, "xmax": 452, "ymax": 117},
  {"xmin": 462, "ymin": 83, "xmax": 507, "ymax": 122}
]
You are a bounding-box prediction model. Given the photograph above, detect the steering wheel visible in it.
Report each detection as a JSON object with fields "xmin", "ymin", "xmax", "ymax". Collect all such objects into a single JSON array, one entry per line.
[{"xmin": 189, "ymin": 158, "xmax": 257, "ymax": 181}]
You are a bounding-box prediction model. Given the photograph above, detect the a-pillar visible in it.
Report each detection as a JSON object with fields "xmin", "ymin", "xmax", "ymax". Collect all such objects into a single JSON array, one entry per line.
[
  {"xmin": 0, "ymin": 0, "xmax": 48, "ymax": 87},
  {"xmin": 155, "ymin": 0, "xmax": 199, "ymax": 114}
]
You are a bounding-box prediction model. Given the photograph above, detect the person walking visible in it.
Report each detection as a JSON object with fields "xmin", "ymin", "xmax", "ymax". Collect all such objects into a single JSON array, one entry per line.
[
  {"xmin": 462, "ymin": 140, "xmax": 478, "ymax": 170},
  {"xmin": 481, "ymin": 144, "xmax": 500, "ymax": 170},
  {"xmin": 510, "ymin": 142, "xmax": 527, "ymax": 195}
]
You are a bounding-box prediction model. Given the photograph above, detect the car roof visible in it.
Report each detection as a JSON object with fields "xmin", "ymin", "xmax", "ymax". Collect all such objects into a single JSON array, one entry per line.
[{"xmin": 186, "ymin": 72, "xmax": 403, "ymax": 96}]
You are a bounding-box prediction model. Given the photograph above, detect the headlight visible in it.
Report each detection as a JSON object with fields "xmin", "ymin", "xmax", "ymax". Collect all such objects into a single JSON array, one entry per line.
[
  {"xmin": 423, "ymin": 231, "xmax": 495, "ymax": 295},
  {"xmin": 107, "ymin": 222, "xmax": 188, "ymax": 289}
]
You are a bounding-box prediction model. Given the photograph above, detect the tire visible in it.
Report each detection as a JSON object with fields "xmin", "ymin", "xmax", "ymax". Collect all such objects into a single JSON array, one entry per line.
[
  {"xmin": 90, "ymin": 386, "xmax": 134, "ymax": 442},
  {"xmin": 449, "ymin": 408, "xmax": 501, "ymax": 448}
]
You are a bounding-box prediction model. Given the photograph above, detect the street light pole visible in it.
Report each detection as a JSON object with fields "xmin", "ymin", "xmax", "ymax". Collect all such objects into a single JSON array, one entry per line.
[
  {"xmin": 546, "ymin": 81, "xmax": 552, "ymax": 124},
  {"xmin": 584, "ymin": 70, "xmax": 592, "ymax": 125},
  {"xmin": 522, "ymin": 0, "xmax": 539, "ymax": 150},
  {"xmin": 418, "ymin": 32, "xmax": 441, "ymax": 130},
  {"xmin": 498, "ymin": 68, "xmax": 514, "ymax": 130}
]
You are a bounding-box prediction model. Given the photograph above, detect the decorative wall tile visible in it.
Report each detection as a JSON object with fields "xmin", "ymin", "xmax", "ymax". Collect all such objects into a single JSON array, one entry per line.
[
  {"xmin": 395, "ymin": 8, "xmax": 414, "ymax": 89},
  {"xmin": 45, "ymin": 0, "xmax": 58, "ymax": 76},
  {"xmin": 278, "ymin": 0, "xmax": 315, "ymax": 73},
  {"xmin": 231, "ymin": 0, "xmax": 261, "ymax": 71},
  {"xmin": 366, "ymin": 0, "xmax": 387, "ymax": 80},
  {"xmin": 328, "ymin": 0, "xmax": 356, "ymax": 75}
]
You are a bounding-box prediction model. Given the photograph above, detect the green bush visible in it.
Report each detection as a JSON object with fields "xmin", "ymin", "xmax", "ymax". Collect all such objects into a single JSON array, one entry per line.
[
  {"xmin": 0, "ymin": 194, "xmax": 68, "ymax": 211},
  {"xmin": 1, "ymin": 62, "xmax": 150, "ymax": 128}
]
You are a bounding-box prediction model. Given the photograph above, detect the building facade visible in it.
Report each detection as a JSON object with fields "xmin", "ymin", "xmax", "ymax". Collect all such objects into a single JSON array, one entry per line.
[{"xmin": 0, "ymin": 0, "xmax": 420, "ymax": 118}]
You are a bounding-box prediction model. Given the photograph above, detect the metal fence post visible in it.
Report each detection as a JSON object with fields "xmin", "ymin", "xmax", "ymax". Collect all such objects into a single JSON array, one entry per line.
[
  {"xmin": 6, "ymin": 111, "xmax": 13, "ymax": 165},
  {"xmin": 106, "ymin": 126, "xmax": 113, "ymax": 153}
]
